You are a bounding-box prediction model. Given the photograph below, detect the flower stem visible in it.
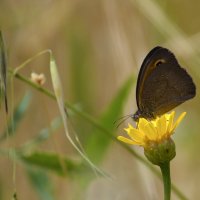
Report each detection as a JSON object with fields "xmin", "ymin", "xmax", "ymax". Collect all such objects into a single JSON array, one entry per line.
[{"xmin": 160, "ymin": 162, "xmax": 171, "ymax": 200}]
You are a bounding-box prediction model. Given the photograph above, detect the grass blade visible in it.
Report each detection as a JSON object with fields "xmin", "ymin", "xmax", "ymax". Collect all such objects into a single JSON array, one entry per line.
[
  {"xmin": 0, "ymin": 92, "xmax": 32, "ymax": 141},
  {"xmin": 19, "ymin": 151, "xmax": 86, "ymax": 177},
  {"xmin": 0, "ymin": 31, "xmax": 7, "ymax": 113}
]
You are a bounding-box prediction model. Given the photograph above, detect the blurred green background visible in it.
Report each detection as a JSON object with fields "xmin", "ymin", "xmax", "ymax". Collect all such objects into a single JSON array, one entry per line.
[{"xmin": 0, "ymin": 0, "xmax": 199, "ymax": 199}]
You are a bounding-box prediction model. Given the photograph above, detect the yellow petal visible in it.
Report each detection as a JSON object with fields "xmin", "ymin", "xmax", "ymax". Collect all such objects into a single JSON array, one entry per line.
[
  {"xmin": 156, "ymin": 114, "xmax": 167, "ymax": 138},
  {"xmin": 165, "ymin": 111, "xmax": 174, "ymax": 121},
  {"xmin": 127, "ymin": 128, "xmax": 145, "ymax": 142},
  {"xmin": 167, "ymin": 111, "xmax": 175, "ymax": 134},
  {"xmin": 138, "ymin": 118, "xmax": 150, "ymax": 133},
  {"xmin": 143, "ymin": 122, "xmax": 157, "ymax": 140},
  {"xmin": 151, "ymin": 117, "xmax": 158, "ymax": 127},
  {"xmin": 124, "ymin": 123, "xmax": 134, "ymax": 132},
  {"xmin": 171, "ymin": 112, "xmax": 186, "ymax": 133},
  {"xmin": 117, "ymin": 136, "xmax": 141, "ymax": 145}
]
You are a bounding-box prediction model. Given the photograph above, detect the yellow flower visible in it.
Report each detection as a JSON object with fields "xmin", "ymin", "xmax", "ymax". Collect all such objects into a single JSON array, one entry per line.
[
  {"xmin": 118, "ymin": 111, "xmax": 186, "ymax": 165},
  {"xmin": 117, "ymin": 111, "xmax": 186, "ymax": 148}
]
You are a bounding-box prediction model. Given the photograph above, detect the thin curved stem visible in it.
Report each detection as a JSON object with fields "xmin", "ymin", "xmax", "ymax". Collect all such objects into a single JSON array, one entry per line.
[{"xmin": 160, "ymin": 162, "xmax": 171, "ymax": 200}]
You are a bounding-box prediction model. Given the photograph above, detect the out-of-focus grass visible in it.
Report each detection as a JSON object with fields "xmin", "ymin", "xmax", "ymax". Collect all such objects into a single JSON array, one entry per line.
[{"xmin": 0, "ymin": 0, "xmax": 200, "ymax": 199}]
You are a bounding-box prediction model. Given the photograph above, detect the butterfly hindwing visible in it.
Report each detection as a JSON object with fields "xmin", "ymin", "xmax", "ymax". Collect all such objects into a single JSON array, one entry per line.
[{"xmin": 140, "ymin": 62, "xmax": 195, "ymax": 118}]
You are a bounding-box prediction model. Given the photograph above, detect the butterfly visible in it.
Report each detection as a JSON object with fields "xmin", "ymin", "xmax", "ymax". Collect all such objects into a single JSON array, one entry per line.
[{"xmin": 132, "ymin": 46, "xmax": 196, "ymax": 121}]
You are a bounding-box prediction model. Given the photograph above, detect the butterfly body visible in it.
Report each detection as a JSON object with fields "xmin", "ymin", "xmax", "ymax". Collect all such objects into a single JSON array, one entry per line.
[{"xmin": 133, "ymin": 46, "xmax": 196, "ymax": 121}]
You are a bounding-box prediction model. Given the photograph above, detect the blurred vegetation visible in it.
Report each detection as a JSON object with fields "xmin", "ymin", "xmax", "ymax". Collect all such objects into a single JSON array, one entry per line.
[{"xmin": 0, "ymin": 0, "xmax": 200, "ymax": 199}]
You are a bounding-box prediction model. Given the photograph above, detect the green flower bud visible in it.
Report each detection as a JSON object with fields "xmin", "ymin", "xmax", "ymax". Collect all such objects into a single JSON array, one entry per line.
[{"xmin": 144, "ymin": 138, "xmax": 176, "ymax": 166}]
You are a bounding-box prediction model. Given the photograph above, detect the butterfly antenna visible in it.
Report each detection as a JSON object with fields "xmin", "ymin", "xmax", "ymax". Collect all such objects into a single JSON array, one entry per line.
[
  {"xmin": 113, "ymin": 114, "xmax": 131, "ymax": 124},
  {"xmin": 114, "ymin": 114, "xmax": 132, "ymax": 128}
]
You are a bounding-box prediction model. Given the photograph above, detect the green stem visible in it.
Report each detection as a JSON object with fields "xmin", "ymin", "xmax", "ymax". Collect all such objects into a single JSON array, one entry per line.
[{"xmin": 160, "ymin": 162, "xmax": 171, "ymax": 200}]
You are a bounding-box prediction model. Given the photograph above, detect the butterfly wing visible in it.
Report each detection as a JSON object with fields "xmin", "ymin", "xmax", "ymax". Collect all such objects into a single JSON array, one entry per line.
[
  {"xmin": 139, "ymin": 55, "xmax": 196, "ymax": 118},
  {"xmin": 136, "ymin": 46, "xmax": 163, "ymax": 109}
]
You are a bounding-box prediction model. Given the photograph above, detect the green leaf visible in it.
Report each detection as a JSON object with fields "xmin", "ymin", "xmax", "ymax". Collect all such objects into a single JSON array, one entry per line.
[
  {"xmin": 19, "ymin": 151, "xmax": 88, "ymax": 177},
  {"xmin": 0, "ymin": 92, "xmax": 32, "ymax": 141},
  {"xmin": 85, "ymin": 76, "xmax": 135, "ymax": 163},
  {"xmin": 27, "ymin": 168, "xmax": 54, "ymax": 200}
]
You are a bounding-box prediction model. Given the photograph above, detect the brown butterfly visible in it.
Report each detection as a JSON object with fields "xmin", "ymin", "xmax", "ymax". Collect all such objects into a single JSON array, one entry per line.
[{"xmin": 132, "ymin": 46, "xmax": 196, "ymax": 121}]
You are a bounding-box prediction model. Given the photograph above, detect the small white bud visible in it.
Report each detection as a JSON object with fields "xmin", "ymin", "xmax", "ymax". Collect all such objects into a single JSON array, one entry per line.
[{"xmin": 31, "ymin": 72, "xmax": 46, "ymax": 86}]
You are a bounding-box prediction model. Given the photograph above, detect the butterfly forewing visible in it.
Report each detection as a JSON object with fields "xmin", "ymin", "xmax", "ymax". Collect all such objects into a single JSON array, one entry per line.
[{"xmin": 134, "ymin": 46, "xmax": 196, "ymax": 120}]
